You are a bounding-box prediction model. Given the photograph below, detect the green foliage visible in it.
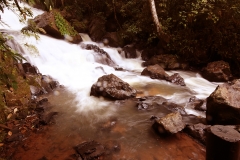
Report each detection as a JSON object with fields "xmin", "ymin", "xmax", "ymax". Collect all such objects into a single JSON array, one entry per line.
[
  {"xmin": 162, "ymin": 0, "xmax": 240, "ymax": 65},
  {"xmin": 0, "ymin": 33, "xmax": 27, "ymax": 91},
  {"xmin": 24, "ymin": 43, "xmax": 39, "ymax": 56},
  {"xmin": 54, "ymin": 11, "xmax": 78, "ymax": 36},
  {"xmin": 21, "ymin": 19, "xmax": 40, "ymax": 40}
]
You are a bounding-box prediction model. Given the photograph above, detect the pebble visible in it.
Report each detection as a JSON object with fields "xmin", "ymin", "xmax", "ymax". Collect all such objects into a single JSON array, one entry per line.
[
  {"xmin": 7, "ymin": 113, "xmax": 13, "ymax": 119},
  {"xmin": 8, "ymin": 131, "xmax": 12, "ymax": 136}
]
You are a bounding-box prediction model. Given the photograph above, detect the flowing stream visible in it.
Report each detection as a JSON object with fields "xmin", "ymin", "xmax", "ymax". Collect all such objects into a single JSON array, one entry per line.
[{"xmin": 0, "ymin": 3, "xmax": 219, "ymax": 160}]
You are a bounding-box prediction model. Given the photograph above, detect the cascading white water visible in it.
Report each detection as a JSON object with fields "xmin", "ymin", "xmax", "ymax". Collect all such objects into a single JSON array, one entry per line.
[
  {"xmin": 0, "ymin": 3, "xmax": 220, "ymax": 159},
  {"xmin": 0, "ymin": 3, "xmax": 218, "ymax": 116}
]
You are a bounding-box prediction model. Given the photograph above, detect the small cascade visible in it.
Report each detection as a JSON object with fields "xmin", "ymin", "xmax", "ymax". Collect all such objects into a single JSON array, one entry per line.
[
  {"xmin": 0, "ymin": 3, "xmax": 220, "ymax": 159},
  {"xmin": 0, "ymin": 6, "xmax": 218, "ymax": 114}
]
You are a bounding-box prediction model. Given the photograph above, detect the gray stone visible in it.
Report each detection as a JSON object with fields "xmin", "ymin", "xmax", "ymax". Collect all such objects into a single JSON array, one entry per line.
[
  {"xmin": 207, "ymin": 79, "xmax": 240, "ymax": 125},
  {"xmin": 90, "ymin": 74, "xmax": 136, "ymax": 100},
  {"xmin": 153, "ymin": 112, "xmax": 185, "ymax": 134},
  {"xmin": 202, "ymin": 60, "xmax": 233, "ymax": 82}
]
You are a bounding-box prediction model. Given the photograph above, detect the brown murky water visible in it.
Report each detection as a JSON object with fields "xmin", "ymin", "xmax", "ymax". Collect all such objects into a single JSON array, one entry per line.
[{"xmin": 12, "ymin": 85, "xmax": 205, "ymax": 160}]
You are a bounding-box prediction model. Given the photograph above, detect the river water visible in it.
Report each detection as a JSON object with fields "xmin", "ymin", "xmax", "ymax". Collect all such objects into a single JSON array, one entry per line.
[{"xmin": 0, "ymin": 3, "xmax": 218, "ymax": 160}]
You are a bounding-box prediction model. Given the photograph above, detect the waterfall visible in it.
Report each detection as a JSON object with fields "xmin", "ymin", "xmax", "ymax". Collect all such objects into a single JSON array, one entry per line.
[{"xmin": 0, "ymin": 3, "xmax": 218, "ymax": 116}]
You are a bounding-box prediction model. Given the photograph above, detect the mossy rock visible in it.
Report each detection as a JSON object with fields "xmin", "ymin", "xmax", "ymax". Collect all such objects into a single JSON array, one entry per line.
[{"xmin": 33, "ymin": 10, "xmax": 82, "ymax": 43}]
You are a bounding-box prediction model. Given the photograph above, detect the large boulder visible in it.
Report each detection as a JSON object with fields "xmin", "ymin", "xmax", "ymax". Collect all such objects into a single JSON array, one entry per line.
[
  {"xmin": 90, "ymin": 74, "xmax": 136, "ymax": 100},
  {"xmin": 201, "ymin": 60, "xmax": 233, "ymax": 82},
  {"xmin": 141, "ymin": 64, "xmax": 169, "ymax": 80},
  {"xmin": 206, "ymin": 79, "xmax": 240, "ymax": 125},
  {"xmin": 152, "ymin": 112, "xmax": 185, "ymax": 135},
  {"xmin": 33, "ymin": 11, "xmax": 82, "ymax": 44},
  {"xmin": 206, "ymin": 125, "xmax": 240, "ymax": 160},
  {"xmin": 141, "ymin": 65, "xmax": 186, "ymax": 86}
]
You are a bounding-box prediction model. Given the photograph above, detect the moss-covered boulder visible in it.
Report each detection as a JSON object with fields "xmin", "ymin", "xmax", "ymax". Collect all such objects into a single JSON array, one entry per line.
[{"xmin": 33, "ymin": 10, "xmax": 82, "ymax": 44}]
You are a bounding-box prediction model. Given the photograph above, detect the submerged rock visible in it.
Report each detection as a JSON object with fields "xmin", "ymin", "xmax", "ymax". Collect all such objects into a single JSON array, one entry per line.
[
  {"xmin": 206, "ymin": 79, "xmax": 240, "ymax": 125},
  {"xmin": 201, "ymin": 60, "xmax": 233, "ymax": 82},
  {"xmin": 136, "ymin": 96, "xmax": 186, "ymax": 114},
  {"xmin": 162, "ymin": 102, "xmax": 187, "ymax": 115},
  {"xmin": 153, "ymin": 112, "xmax": 185, "ymax": 135},
  {"xmin": 137, "ymin": 96, "xmax": 167, "ymax": 110},
  {"xmin": 39, "ymin": 112, "xmax": 58, "ymax": 125},
  {"xmin": 90, "ymin": 74, "xmax": 136, "ymax": 100},
  {"xmin": 81, "ymin": 44, "xmax": 116, "ymax": 67},
  {"xmin": 166, "ymin": 73, "xmax": 186, "ymax": 86},
  {"xmin": 186, "ymin": 96, "xmax": 206, "ymax": 111},
  {"xmin": 75, "ymin": 141, "xmax": 105, "ymax": 160}
]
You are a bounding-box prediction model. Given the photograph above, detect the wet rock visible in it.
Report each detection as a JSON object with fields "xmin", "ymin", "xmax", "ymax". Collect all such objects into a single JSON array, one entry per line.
[
  {"xmin": 137, "ymin": 96, "xmax": 167, "ymax": 110},
  {"xmin": 40, "ymin": 112, "xmax": 58, "ymax": 125},
  {"xmin": 81, "ymin": 44, "xmax": 116, "ymax": 67},
  {"xmin": 37, "ymin": 98, "xmax": 48, "ymax": 106},
  {"xmin": 136, "ymin": 96, "xmax": 186, "ymax": 114},
  {"xmin": 184, "ymin": 123, "xmax": 210, "ymax": 145},
  {"xmin": 206, "ymin": 79, "xmax": 240, "ymax": 125},
  {"xmin": 166, "ymin": 73, "xmax": 186, "ymax": 86},
  {"xmin": 75, "ymin": 141, "xmax": 105, "ymax": 160},
  {"xmin": 186, "ymin": 97, "xmax": 206, "ymax": 111},
  {"xmin": 27, "ymin": 74, "xmax": 59, "ymax": 96},
  {"xmin": 33, "ymin": 11, "xmax": 82, "ymax": 44},
  {"xmin": 201, "ymin": 60, "xmax": 233, "ymax": 82},
  {"xmin": 141, "ymin": 64, "xmax": 169, "ymax": 80},
  {"xmin": 162, "ymin": 102, "xmax": 187, "ymax": 115},
  {"xmin": 41, "ymin": 75, "xmax": 59, "ymax": 93},
  {"xmin": 143, "ymin": 54, "xmax": 188, "ymax": 70},
  {"xmin": 153, "ymin": 112, "xmax": 185, "ymax": 135},
  {"xmin": 206, "ymin": 125, "xmax": 240, "ymax": 160},
  {"xmin": 90, "ymin": 74, "xmax": 136, "ymax": 100},
  {"xmin": 22, "ymin": 63, "xmax": 38, "ymax": 74}
]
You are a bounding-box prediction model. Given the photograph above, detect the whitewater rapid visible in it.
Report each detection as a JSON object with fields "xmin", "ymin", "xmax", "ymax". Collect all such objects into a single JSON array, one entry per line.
[{"xmin": 0, "ymin": 3, "xmax": 218, "ymax": 116}]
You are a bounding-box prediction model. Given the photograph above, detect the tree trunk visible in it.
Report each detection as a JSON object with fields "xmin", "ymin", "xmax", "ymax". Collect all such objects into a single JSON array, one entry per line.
[{"xmin": 148, "ymin": 0, "xmax": 169, "ymax": 44}]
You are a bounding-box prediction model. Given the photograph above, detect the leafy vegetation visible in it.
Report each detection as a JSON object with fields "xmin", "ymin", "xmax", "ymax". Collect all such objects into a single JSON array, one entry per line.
[{"xmin": 54, "ymin": 11, "xmax": 78, "ymax": 36}]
